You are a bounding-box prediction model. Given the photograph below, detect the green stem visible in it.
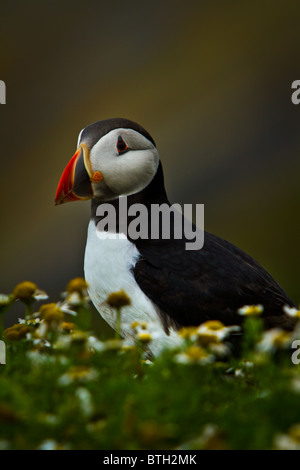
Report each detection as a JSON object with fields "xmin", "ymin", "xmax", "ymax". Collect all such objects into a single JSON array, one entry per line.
[
  {"xmin": 24, "ymin": 299, "xmax": 34, "ymax": 318},
  {"xmin": 115, "ymin": 307, "xmax": 122, "ymax": 339}
]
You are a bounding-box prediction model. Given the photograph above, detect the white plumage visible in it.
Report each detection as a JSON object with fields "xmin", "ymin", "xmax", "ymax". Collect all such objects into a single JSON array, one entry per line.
[{"xmin": 84, "ymin": 219, "xmax": 181, "ymax": 354}]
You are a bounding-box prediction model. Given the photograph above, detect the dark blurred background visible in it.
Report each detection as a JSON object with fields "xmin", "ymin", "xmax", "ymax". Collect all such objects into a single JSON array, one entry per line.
[{"xmin": 1, "ymin": 0, "xmax": 299, "ymax": 329}]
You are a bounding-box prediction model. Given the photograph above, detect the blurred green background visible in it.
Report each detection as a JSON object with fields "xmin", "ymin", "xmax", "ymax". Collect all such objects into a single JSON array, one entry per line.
[{"xmin": 1, "ymin": 0, "xmax": 299, "ymax": 327}]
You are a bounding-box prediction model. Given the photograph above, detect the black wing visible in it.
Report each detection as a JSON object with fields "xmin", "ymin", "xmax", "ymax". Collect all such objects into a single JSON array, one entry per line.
[{"xmin": 133, "ymin": 230, "xmax": 296, "ymax": 331}]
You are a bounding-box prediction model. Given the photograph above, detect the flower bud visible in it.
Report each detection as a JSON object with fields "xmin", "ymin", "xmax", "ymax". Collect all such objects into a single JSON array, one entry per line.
[
  {"xmin": 106, "ymin": 290, "xmax": 131, "ymax": 309},
  {"xmin": 4, "ymin": 323, "xmax": 30, "ymax": 340},
  {"xmin": 39, "ymin": 303, "xmax": 64, "ymax": 325},
  {"xmin": 13, "ymin": 281, "xmax": 37, "ymax": 301},
  {"xmin": 66, "ymin": 278, "xmax": 88, "ymax": 295}
]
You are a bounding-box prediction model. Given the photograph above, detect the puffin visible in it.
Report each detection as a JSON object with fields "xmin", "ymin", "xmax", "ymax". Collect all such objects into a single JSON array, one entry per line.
[{"xmin": 55, "ymin": 118, "xmax": 296, "ymax": 353}]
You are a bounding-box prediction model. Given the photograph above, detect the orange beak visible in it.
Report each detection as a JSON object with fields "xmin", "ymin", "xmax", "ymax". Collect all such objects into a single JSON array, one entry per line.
[{"xmin": 55, "ymin": 143, "xmax": 94, "ymax": 205}]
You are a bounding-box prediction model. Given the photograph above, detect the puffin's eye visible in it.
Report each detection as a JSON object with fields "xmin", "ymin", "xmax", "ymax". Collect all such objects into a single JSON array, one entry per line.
[{"xmin": 116, "ymin": 136, "xmax": 128, "ymax": 155}]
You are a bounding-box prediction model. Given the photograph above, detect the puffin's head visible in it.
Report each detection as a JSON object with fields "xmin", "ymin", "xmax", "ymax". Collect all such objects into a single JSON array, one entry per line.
[{"xmin": 55, "ymin": 118, "xmax": 159, "ymax": 205}]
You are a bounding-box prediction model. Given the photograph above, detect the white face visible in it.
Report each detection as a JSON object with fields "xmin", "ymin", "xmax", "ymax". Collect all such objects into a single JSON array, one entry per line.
[{"xmin": 84, "ymin": 128, "xmax": 159, "ymax": 200}]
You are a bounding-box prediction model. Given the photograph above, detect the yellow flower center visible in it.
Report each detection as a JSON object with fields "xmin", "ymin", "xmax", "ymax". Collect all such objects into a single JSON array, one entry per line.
[
  {"xmin": 106, "ymin": 290, "xmax": 131, "ymax": 308},
  {"xmin": 138, "ymin": 332, "xmax": 152, "ymax": 343},
  {"xmin": 39, "ymin": 303, "xmax": 64, "ymax": 324},
  {"xmin": 178, "ymin": 327, "xmax": 199, "ymax": 338},
  {"xmin": 200, "ymin": 320, "xmax": 225, "ymax": 331},
  {"xmin": 13, "ymin": 281, "xmax": 37, "ymax": 301},
  {"xmin": 66, "ymin": 277, "xmax": 88, "ymax": 294},
  {"xmin": 185, "ymin": 346, "xmax": 208, "ymax": 360},
  {"xmin": 4, "ymin": 323, "xmax": 30, "ymax": 340}
]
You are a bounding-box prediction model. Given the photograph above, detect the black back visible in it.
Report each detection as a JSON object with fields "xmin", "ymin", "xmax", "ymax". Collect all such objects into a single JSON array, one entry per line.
[{"xmin": 92, "ymin": 161, "xmax": 296, "ymax": 332}]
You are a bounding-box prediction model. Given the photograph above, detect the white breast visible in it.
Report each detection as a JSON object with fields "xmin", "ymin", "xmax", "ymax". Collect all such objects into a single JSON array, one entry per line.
[
  {"xmin": 84, "ymin": 220, "xmax": 181, "ymax": 354},
  {"xmin": 84, "ymin": 219, "xmax": 156, "ymax": 326}
]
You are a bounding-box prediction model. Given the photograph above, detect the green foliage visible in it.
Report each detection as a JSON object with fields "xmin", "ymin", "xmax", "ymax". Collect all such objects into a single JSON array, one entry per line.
[{"xmin": 1, "ymin": 281, "xmax": 300, "ymax": 450}]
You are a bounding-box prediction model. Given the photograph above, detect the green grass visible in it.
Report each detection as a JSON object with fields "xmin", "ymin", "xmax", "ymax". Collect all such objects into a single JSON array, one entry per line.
[{"xmin": 1, "ymin": 280, "xmax": 300, "ymax": 450}]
